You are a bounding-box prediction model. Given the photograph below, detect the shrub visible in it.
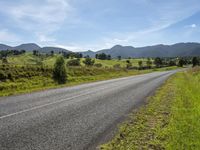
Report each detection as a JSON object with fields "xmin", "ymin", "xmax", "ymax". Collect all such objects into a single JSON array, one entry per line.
[
  {"xmin": 113, "ymin": 64, "xmax": 121, "ymax": 69},
  {"xmin": 126, "ymin": 63, "xmax": 132, "ymax": 69},
  {"xmin": 146, "ymin": 58, "xmax": 152, "ymax": 68},
  {"xmin": 83, "ymin": 57, "xmax": 95, "ymax": 66},
  {"xmin": 169, "ymin": 60, "xmax": 176, "ymax": 66},
  {"xmin": 94, "ymin": 63, "xmax": 103, "ymax": 68},
  {"xmin": 53, "ymin": 56, "xmax": 67, "ymax": 84},
  {"xmin": 154, "ymin": 57, "xmax": 163, "ymax": 68},
  {"xmin": 192, "ymin": 57, "xmax": 200, "ymax": 67},
  {"xmin": 0, "ymin": 70, "xmax": 7, "ymax": 80},
  {"xmin": 178, "ymin": 58, "xmax": 185, "ymax": 67},
  {"xmin": 138, "ymin": 61, "xmax": 143, "ymax": 68},
  {"xmin": 67, "ymin": 59, "xmax": 81, "ymax": 66}
]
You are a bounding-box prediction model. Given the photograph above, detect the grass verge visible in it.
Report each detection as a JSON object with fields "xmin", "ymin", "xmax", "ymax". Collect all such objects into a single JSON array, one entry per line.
[
  {"xmin": 0, "ymin": 66, "xmax": 178, "ymax": 97},
  {"xmin": 101, "ymin": 67, "xmax": 200, "ymax": 150}
]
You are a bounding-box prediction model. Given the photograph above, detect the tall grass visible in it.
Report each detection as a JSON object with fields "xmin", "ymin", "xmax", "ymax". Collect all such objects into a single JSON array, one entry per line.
[
  {"xmin": 101, "ymin": 67, "xmax": 200, "ymax": 150},
  {"xmin": 165, "ymin": 68, "xmax": 200, "ymax": 149}
]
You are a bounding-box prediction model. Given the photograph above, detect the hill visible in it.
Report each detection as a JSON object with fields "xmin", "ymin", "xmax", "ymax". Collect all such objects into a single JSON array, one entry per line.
[
  {"xmin": 81, "ymin": 42, "xmax": 200, "ymax": 58},
  {"xmin": 38, "ymin": 47, "xmax": 71, "ymax": 53},
  {"xmin": 0, "ymin": 43, "xmax": 71, "ymax": 53}
]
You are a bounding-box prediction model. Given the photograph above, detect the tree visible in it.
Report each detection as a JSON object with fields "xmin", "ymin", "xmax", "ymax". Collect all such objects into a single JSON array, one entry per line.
[
  {"xmin": 2, "ymin": 57, "xmax": 8, "ymax": 64},
  {"xmin": 83, "ymin": 57, "xmax": 95, "ymax": 66},
  {"xmin": 126, "ymin": 60, "xmax": 132, "ymax": 69},
  {"xmin": 50, "ymin": 51, "xmax": 54, "ymax": 56},
  {"xmin": 53, "ymin": 56, "xmax": 67, "ymax": 84},
  {"xmin": 107, "ymin": 55, "xmax": 111, "ymax": 60},
  {"xmin": 192, "ymin": 57, "xmax": 199, "ymax": 67},
  {"xmin": 146, "ymin": 58, "xmax": 152, "ymax": 68},
  {"xmin": 33, "ymin": 50, "xmax": 39, "ymax": 56},
  {"xmin": 169, "ymin": 60, "xmax": 176, "ymax": 66},
  {"xmin": 178, "ymin": 58, "xmax": 185, "ymax": 67},
  {"xmin": 95, "ymin": 53, "xmax": 111, "ymax": 60},
  {"xmin": 138, "ymin": 60, "xmax": 143, "ymax": 69},
  {"xmin": 117, "ymin": 56, "xmax": 121, "ymax": 60},
  {"xmin": 154, "ymin": 57, "xmax": 162, "ymax": 68}
]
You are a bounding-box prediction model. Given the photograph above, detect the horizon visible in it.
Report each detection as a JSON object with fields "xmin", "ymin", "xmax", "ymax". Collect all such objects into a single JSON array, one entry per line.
[
  {"xmin": 1, "ymin": 41, "xmax": 200, "ymax": 52},
  {"xmin": 0, "ymin": 0, "xmax": 200, "ymax": 51}
]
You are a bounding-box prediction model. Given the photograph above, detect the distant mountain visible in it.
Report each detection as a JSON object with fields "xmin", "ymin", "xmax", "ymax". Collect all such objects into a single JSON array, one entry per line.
[
  {"xmin": 39, "ymin": 47, "xmax": 71, "ymax": 53},
  {"xmin": 14, "ymin": 43, "xmax": 41, "ymax": 51},
  {"xmin": 1, "ymin": 42, "xmax": 200, "ymax": 57},
  {"xmin": 81, "ymin": 50, "xmax": 96, "ymax": 57},
  {"xmin": 81, "ymin": 42, "xmax": 200, "ymax": 58},
  {"xmin": 0, "ymin": 43, "xmax": 71, "ymax": 53},
  {"xmin": 0, "ymin": 44, "xmax": 12, "ymax": 50}
]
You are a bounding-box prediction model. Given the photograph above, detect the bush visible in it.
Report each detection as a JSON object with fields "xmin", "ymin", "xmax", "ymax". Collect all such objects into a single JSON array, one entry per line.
[
  {"xmin": 83, "ymin": 57, "xmax": 95, "ymax": 66},
  {"xmin": 169, "ymin": 60, "xmax": 176, "ymax": 66},
  {"xmin": 178, "ymin": 58, "xmax": 185, "ymax": 67},
  {"xmin": 192, "ymin": 57, "xmax": 200, "ymax": 67},
  {"xmin": 53, "ymin": 56, "xmax": 67, "ymax": 84},
  {"xmin": 67, "ymin": 59, "xmax": 81, "ymax": 66},
  {"xmin": 113, "ymin": 64, "xmax": 121, "ymax": 69},
  {"xmin": 154, "ymin": 57, "xmax": 163, "ymax": 68},
  {"xmin": 138, "ymin": 61, "xmax": 143, "ymax": 68},
  {"xmin": 0, "ymin": 70, "xmax": 7, "ymax": 80},
  {"xmin": 94, "ymin": 63, "xmax": 103, "ymax": 68}
]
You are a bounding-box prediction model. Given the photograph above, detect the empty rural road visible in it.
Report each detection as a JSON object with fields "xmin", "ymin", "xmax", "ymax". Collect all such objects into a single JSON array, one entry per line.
[{"xmin": 0, "ymin": 70, "xmax": 176, "ymax": 150}]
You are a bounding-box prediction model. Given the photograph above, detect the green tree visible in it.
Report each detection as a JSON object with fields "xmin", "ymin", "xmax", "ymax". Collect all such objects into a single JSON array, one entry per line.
[
  {"xmin": 154, "ymin": 57, "xmax": 162, "ymax": 68},
  {"xmin": 2, "ymin": 57, "xmax": 8, "ymax": 64},
  {"xmin": 53, "ymin": 56, "xmax": 67, "ymax": 84},
  {"xmin": 126, "ymin": 60, "xmax": 132, "ymax": 69},
  {"xmin": 169, "ymin": 60, "xmax": 176, "ymax": 66},
  {"xmin": 50, "ymin": 50, "xmax": 54, "ymax": 56},
  {"xmin": 178, "ymin": 58, "xmax": 185, "ymax": 67},
  {"xmin": 117, "ymin": 56, "xmax": 121, "ymax": 60},
  {"xmin": 146, "ymin": 58, "xmax": 152, "ymax": 68},
  {"xmin": 83, "ymin": 57, "xmax": 95, "ymax": 66},
  {"xmin": 138, "ymin": 60, "xmax": 143, "ymax": 68},
  {"xmin": 192, "ymin": 57, "xmax": 199, "ymax": 67}
]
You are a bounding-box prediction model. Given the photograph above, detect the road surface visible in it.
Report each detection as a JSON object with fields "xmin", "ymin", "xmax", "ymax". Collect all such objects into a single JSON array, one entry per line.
[{"xmin": 0, "ymin": 70, "xmax": 176, "ymax": 150}]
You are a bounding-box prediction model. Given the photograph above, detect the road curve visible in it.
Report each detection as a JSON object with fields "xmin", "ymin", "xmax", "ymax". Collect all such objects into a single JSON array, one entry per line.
[{"xmin": 0, "ymin": 70, "xmax": 176, "ymax": 150}]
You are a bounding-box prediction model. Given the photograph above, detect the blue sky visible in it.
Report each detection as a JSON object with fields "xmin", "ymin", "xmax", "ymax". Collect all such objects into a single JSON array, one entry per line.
[{"xmin": 0, "ymin": 0, "xmax": 200, "ymax": 51}]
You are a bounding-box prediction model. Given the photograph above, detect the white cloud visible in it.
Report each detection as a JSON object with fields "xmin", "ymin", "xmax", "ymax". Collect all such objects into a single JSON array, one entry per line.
[
  {"xmin": 0, "ymin": 0, "xmax": 73, "ymax": 43},
  {"xmin": 190, "ymin": 24, "xmax": 197, "ymax": 28},
  {"xmin": 8, "ymin": 0, "xmax": 71, "ymax": 30}
]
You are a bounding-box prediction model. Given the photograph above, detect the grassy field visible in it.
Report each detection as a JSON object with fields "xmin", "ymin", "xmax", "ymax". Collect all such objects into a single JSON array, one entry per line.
[
  {"xmin": 0, "ymin": 66, "xmax": 177, "ymax": 97},
  {"xmin": 101, "ymin": 67, "xmax": 200, "ymax": 150},
  {"xmin": 0, "ymin": 53, "xmax": 178, "ymax": 97},
  {"xmin": 0, "ymin": 53, "xmax": 149, "ymax": 67}
]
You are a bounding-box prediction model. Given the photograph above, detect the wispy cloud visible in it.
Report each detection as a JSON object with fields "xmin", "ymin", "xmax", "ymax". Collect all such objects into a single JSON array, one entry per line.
[
  {"xmin": 0, "ymin": 0, "xmax": 200, "ymax": 50},
  {"xmin": 0, "ymin": 0, "xmax": 73, "ymax": 44},
  {"xmin": 189, "ymin": 24, "xmax": 197, "ymax": 28}
]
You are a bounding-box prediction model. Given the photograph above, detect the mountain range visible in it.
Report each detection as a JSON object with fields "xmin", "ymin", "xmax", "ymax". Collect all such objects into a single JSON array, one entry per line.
[
  {"xmin": 82, "ymin": 42, "xmax": 200, "ymax": 58},
  {"xmin": 0, "ymin": 43, "xmax": 71, "ymax": 54},
  {"xmin": 1, "ymin": 42, "xmax": 200, "ymax": 58}
]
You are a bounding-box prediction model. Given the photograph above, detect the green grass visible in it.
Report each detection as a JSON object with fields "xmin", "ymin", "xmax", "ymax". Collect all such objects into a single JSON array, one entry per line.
[
  {"xmin": 0, "ymin": 53, "xmax": 178, "ymax": 97},
  {"xmin": 101, "ymin": 67, "xmax": 200, "ymax": 150},
  {"xmin": 0, "ymin": 67, "xmax": 150, "ymax": 97},
  {"xmin": 0, "ymin": 53, "xmax": 148, "ymax": 67},
  {"xmin": 0, "ymin": 66, "xmax": 178, "ymax": 97}
]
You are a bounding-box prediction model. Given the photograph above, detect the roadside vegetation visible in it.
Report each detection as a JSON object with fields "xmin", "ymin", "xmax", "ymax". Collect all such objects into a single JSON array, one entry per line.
[
  {"xmin": 101, "ymin": 67, "xmax": 200, "ymax": 150},
  {"xmin": 1, "ymin": 50, "xmax": 199, "ymax": 97}
]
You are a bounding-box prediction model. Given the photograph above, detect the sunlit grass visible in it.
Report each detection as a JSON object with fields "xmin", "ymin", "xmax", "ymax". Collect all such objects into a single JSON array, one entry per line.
[{"xmin": 101, "ymin": 67, "xmax": 200, "ymax": 150}]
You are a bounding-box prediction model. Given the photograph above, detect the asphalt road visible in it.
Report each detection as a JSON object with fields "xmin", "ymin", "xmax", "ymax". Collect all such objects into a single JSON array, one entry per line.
[{"xmin": 0, "ymin": 70, "xmax": 176, "ymax": 150}]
